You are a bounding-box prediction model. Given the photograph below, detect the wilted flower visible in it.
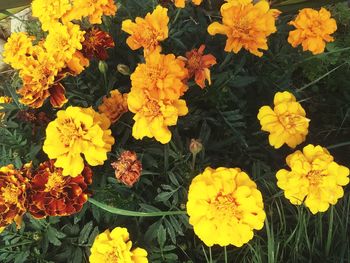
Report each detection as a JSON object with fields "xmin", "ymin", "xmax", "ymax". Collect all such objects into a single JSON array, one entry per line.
[
  {"xmin": 27, "ymin": 160, "xmax": 92, "ymax": 218},
  {"xmin": 288, "ymin": 8, "xmax": 337, "ymax": 55},
  {"xmin": 98, "ymin": 89, "xmax": 128, "ymax": 124},
  {"xmin": 277, "ymin": 144, "xmax": 349, "ymax": 214},
  {"xmin": 82, "ymin": 28, "xmax": 115, "ymax": 60},
  {"xmin": 90, "ymin": 227, "xmax": 148, "ymax": 263},
  {"xmin": 257, "ymin": 91, "xmax": 309, "ymax": 149},
  {"xmin": 111, "ymin": 151, "xmax": 142, "ymax": 187},
  {"xmin": 122, "ymin": 5, "xmax": 169, "ymax": 54},
  {"xmin": 181, "ymin": 45, "xmax": 216, "ymax": 89},
  {"xmin": 0, "ymin": 165, "xmax": 28, "ymax": 229},
  {"xmin": 189, "ymin": 139, "xmax": 203, "ymax": 155},
  {"xmin": 186, "ymin": 167, "xmax": 266, "ymax": 247},
  {"xmin": 208, "ymin": 0, "xmax": 279, "ymax": 57},
  {"xmin": 43, "ymin": 106, "xmax": 114, "ymax": 177}
]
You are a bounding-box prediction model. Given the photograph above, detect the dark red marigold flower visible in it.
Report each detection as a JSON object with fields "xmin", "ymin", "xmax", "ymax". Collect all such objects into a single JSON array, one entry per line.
[
  {"xmin": 0, "ymin": 164, "xmax": 28, "ymax": 229},
  {"xmin": 111, "ymin": 151, "xmax": 142, "ymax": 187},
  {"xmin": 82, "ymin": 28, "xmax": 115, "ymax": 60},
  {"xmin": 27, "ymin": 160, "xmax": 92, "ymax": 219}
]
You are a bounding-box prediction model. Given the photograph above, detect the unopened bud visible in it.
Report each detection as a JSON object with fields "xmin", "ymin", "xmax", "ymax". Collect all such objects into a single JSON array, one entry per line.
[
  {"xmin": 189, "ymin": 139, "xmax": 203, "ymax": 155},
  {"xmin": 117, "ymin": 64, "xmax": 131, "ymax": 76},
  {"xmin": 98, "ymin": 60, "xmax": 108, "ymax": 74}
]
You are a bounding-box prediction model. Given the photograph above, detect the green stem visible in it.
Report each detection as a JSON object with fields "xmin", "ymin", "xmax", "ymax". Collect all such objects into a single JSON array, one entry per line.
[
  {"xmin": 327, "ymin": 141, "xmax": 350, "ymax": 150},
  {"xmin": 173, "ymin": 9, "xmax": 181, "ymax": 24},
  {"xmin": 0, "ymin": 241, "xmax": 33, "ymax": 250},
  {"xmin": 89, "ymin": 198, "xmax": 187, "ymax": 217},
  {"xmin": 191, "ymin": 153, "xmax": 197, "ymax": 172},
  {"xmin": 209, "ymin": 247, "xmax": 213, "ymax": 263},
  {"xmin": 224, "ymin": 246, "xmax": 228, "ymax": 263},
  {"xmin": 325, "ymin": 206, "xmax": 334, "ymax": 257}
]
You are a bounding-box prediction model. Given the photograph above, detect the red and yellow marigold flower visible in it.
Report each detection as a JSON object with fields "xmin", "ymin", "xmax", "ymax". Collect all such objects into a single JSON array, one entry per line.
[
  {"xmin": 0, "ymin": 165, "xmax": 28, "ymax": 229},
  {"xmin": 122, "ymin": 5, "xmax": 169, "ymax": 54},
  {"xmin": 90, "ymin": 227, "xmax": 148, "ymax": 263},
  {"xmin": 130, "ymin": 50, "xmax": 188, "ymax": 100},
  {"xmin": 288, "ymin": 8, "xmax": 337, "ymax": 55},
  {"xmin": 111, "ymin": 151, "xmax": 142, "ymax": 187},
  {"xmin": 82, "ymin": 28, "xmax": 115, "ymax": 60},
  {"xmin": 277, "ymin": 144, "xmax": 349, "ymax": 214},
  {"xmin": 43, "ymin": 106, "xmax": 115, "ymax": 177},
  {"xmin": 207, "ymin": 0, "xmax": 279, "ymax": 57},
  {"xmin": 257, "ymin": 91, "xmax": 309, "ymax": 149},
  {"xmin": 187, "ymin": 167, "xmax": 266, "ymax": 247},
  {"xmin": 27, "ymin": 160, "xmax": 92, "ymax": 219},
  {"xmin": 98, "ymin": 89, "xmax": 128, "ymax": 124},
  {"xmin": 180, "ymin": 45, "xmax": 216, "ymax": 89}
]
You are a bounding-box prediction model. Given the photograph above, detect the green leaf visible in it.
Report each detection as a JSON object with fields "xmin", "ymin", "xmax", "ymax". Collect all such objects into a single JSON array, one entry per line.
[
  {"xmin": 0, "ymin": 0, "xmax": 31, "ymax": 10},
  {"xmin": 78, "ymin": 221, "xmax": 93, "ymax": 244},
  {"xmin": 157, "ymin": 225, "xmax": 166, "ymax": 248}
]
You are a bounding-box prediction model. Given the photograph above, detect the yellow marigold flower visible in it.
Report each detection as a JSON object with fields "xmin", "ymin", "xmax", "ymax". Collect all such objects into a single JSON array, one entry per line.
[
  {"xmin": 43, "ymin": 106, "xmax": 115, "ymax": 177},
  {"xmin": 257, "ymin": 91, "xmax": 309, "ymax": 149},
  {"xmin": 207, "ymin": 0, "xmax": 279, "ymax": 57},
  {"xmin": 32, "ymin": 0, "xmax": 72, "ymax": 31},
  {"xmin": 0, "ymin": 96, "xmax": 12, "ymax": 120},
  {"xmin": 187, "ymin": 167, "xmax": 266, "ymax": 247},
  {"xmin": 90, "ymin": 227, "xmax": 148, "ymax": 263},
  {"xmin": 172, "ymin": 0, "xmax": 202, "ymax": 8},
  {"xmin": 128, "ymin": 91, "xmax": 188, "ymax": 144},
  {"xmin": 63, "ymin": 0, "xmax": 117, "ymax": 25},
  {"xmin": 98, "ymin": 89, "xmax": 128, "ymax": 124},
  {"xmin": 288, "ymin": 8, "xmax": 337, "ymax": 55},
  {"xmin": 276, "ymin": 144, "xmax": 349, "ymax": 214},
  {"xmin": 44, "ymin": 22, "xmax": 85, "ymax": 68},
  {"xmin": 2, "ymin": 32, "xmax": 34, "ymax": 70},
  {"xmin": 122, "ymin": 5, "xmax": 169, "ymax": 53},
  {"xmin": 130, "ymin": 50, "xmax": 188, "ymax": 100}
]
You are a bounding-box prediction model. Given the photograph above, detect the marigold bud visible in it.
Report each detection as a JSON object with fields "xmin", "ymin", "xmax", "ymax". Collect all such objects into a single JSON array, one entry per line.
[
  {"xmin": 98, "ymin": 60, "xmax": 108, "ymax": 74},
  {"xmin": 189, "ymin": 139, "xmax": 203, "ymax": 155},
  {"xmin": 111, "ymin": 151, "xmax": 142, "ymax": 187},
  {"xmin": 117, "ymin": 64, "xmax": 131, "ymax": 76}
]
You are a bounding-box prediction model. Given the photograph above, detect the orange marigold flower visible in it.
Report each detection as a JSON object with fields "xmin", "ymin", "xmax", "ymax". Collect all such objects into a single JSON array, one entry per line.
[
  {"xmin": 288, "ymin": 8, "xmax": 337, "ymax": 55},
  {"xmin": 181, "ymin": 45, "xmax": 216, "ymax": 89},
  {"xmin": 111, "ymin": 151, "xmax": 142, "ymax": 187},
  {"xmin": 63, "ymin": 0, "xmax": 117, "ymax": 25},
  {"xmin": 130, "ymin": 50, "xmax": 188, "ymax": 100},
  {"xmin": 207, "ymin": 0, "xmax": 279, "ymax": 57},
  {"xmin": 0, "ymin": 165, "xmax": 28, "ymax": 229},
  {"xmin": 172, "ymin": 0, "xmax": 203, "ymax": 8},
  {"xmin": 0, "ymin": 96, "xmax": 12, "ymax": 121},
  {"xmin": 122, "ymin": 5, "xmax": 169, "ymax": 54},
  {"xmin": 27, "ymin": 160, "xmax": 92, "ymax": 219},
  {"xmin": 66, "ymin": 51, "xmax": 90, "ymax": 75},
  {"xmin": 98, "ymin": 89, "xmax": 128, "ymax": 124},
  {"xmin": 82, "ymin": 28, "xmax": 115, "ymax": 60}
]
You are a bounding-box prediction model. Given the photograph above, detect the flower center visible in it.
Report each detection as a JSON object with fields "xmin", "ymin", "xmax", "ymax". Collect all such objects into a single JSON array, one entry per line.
[
  {"xmin": 57, "ymin": 118, "xmax": 87, "ymax": 147},
  {"xmin": 306, "ymin": 170, "xmax": 324, "ymax": 186},
  {"xmin": 188, "ymin": 54, "xmax": 202, "ymax": 72},
  {"xmin": 144, "ymin": 99, "xmax": 161, "ymax": 117},
  {"xmin": 210, "ymin": 192, "xmax": 241, "ymax": 220},
  {"xmin": 278, "ymin": 113, "xmax": 308, "ymax": 133},
  {"xmin": 2, "ymin": 184, "xmax": 21, "ymax": 204},
  {"xmin": 45, "ymin": 171, "xmax": 65, "ymax": 192}
]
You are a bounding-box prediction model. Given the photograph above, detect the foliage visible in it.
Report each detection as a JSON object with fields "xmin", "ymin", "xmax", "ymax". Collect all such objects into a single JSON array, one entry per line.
[{"xmin": 0, "ymin": 0, "xmax": 350, "ymax": 262}]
